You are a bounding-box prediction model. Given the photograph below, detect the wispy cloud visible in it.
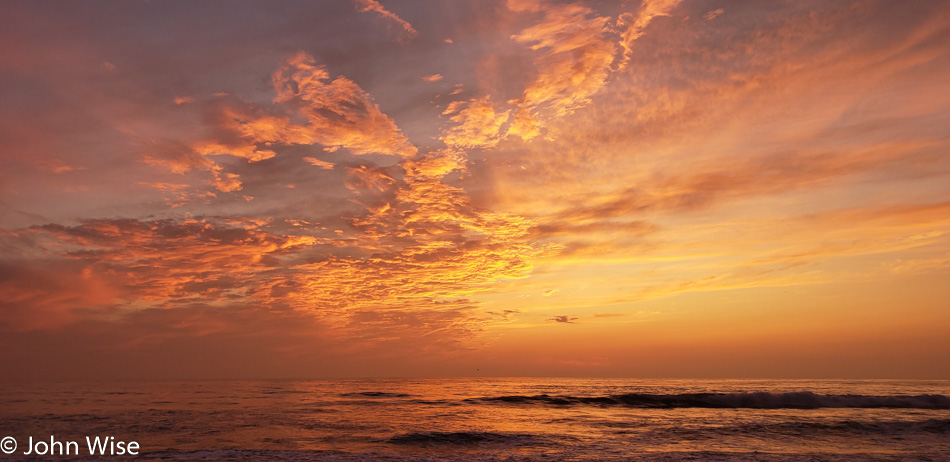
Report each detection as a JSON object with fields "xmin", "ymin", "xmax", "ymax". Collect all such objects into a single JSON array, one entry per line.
[
  {"xmin": 616, "ymin": 0, "xmax": 684, "ymax": 70},
  {"xmin": 703, "ymin": 8, "xmax": 724, "ymax": 21},
  {"xmin": 353, "ymin": 0, "xmax": 419, "ymax": 43},
  {"xmin": 505, "ymin": 1, "xmax": 619, "ymax": 140}
]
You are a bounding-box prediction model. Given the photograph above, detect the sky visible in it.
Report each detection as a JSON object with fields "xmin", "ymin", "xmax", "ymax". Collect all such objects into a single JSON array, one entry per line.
[{"xmin": 1, "ymin": 0, "xmax": 949, "ymax": 380}]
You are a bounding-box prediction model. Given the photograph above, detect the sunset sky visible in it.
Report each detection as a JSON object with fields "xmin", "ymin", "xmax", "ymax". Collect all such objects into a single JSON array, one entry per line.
[{"xmin": 1, "ymin": 0, "xmax": 948, "ymax": 380}]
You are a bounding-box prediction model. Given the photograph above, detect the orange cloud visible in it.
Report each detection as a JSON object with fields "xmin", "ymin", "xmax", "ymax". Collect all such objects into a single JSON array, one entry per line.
[
  {"xmin": 272, "ymin": 52, "xmax": 417, "ymax": 158},
  {"xmin": 2, "ymin": 137, "xmax": 547, "ymax": 346},
  {"xmin": 36, "ymin": 159, "xmax": 86, "ymax": 174},
  {"xmin": 141, "ymin": 140, "xmax": 215, "ymax": 175},
  {"xmin": 211, "ymin": 172, "xmax": 242, "ymax": 192},
  {"xmin": 141, "ymin": 52, "xmax": 417, "ymax": 199},
  {"xmin": 445, "ymin": 0, "xmax": 683, "ymax": 146},
  {"xmin": 193, "ymin": 141, "xmax": 276, "ymax": 163},
  {"xmin": 441, "ymin": 97, "xmax": 510, "ymax": 149},
  {"xmin": 303, "ymin": 156, "xmax": 335, "ymax": 170},
  {"xmin": 403, "ymin": 149, "xmax": 467, "ymax": 181}
]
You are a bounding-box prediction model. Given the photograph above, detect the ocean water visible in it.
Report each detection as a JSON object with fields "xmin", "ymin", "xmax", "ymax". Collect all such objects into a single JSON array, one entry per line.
[{"xmin": 1, "ymin": 378, "xmax": 948, "ymax": 461}]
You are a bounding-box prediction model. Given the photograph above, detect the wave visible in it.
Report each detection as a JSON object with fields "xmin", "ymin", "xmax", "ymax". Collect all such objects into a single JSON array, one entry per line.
[
  {"xmin": 748, "ymin": 418, "xmax": 950, "ymax": 435},
  {"xmin": 628, "ymin": 418, "xmax": 950, "ymax": 438},
  {"xmin": 340, "ymin": 391, "xmax": 413, "ymax": 398},
  {"xmin": 387, "ymin": 431, "xmax": 544, "ymax": 446},
  {"xmin": 468, "ymin": 391, "xmax": 950, "ymax": 409}
]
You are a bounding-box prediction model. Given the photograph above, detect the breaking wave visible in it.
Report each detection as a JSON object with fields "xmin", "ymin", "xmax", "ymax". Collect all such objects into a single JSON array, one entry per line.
[{"xmin": 468, "ymin": 392, "xmax": 950, "ymax": 409}]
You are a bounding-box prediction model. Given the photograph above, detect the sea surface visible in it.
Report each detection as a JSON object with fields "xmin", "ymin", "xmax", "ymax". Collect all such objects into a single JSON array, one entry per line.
[{"xmin": 1, "ymin": 378, "xmax": 948, "ymax": 461}]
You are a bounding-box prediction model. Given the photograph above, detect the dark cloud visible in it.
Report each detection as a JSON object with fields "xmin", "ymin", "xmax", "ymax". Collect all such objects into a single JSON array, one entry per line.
[{"xmin": 550, "ymin": 315, "xmax": 577, "ymax": 324}]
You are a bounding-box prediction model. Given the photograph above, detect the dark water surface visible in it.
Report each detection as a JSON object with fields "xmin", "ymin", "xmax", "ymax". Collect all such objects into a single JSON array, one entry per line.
[{"xmin": 1, "ymin": 379, "xmax": 948, "ymax": 461}]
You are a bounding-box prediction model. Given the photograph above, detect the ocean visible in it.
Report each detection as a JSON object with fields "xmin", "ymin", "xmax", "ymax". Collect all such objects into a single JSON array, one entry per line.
[{"xmin": 1, "ymin": 378, "xmax": 948, "ymax": 461}]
